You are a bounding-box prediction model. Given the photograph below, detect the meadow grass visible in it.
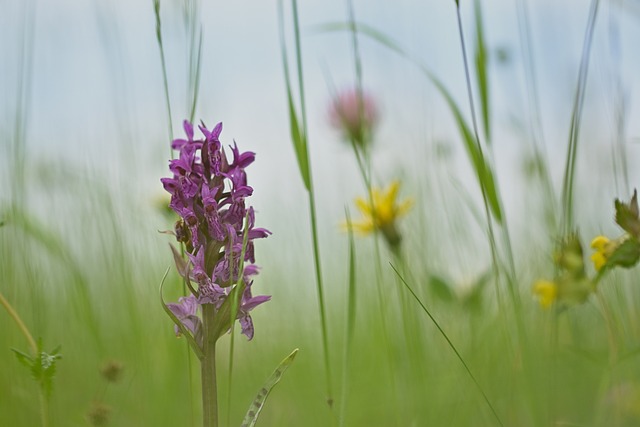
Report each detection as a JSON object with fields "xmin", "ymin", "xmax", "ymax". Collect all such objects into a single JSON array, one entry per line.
[{"xmin": 2, "ymin": 1, "xmax": 640, "ymax": 427}]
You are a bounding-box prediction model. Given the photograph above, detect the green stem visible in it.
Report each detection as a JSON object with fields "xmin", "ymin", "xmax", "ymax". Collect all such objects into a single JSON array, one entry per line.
[
  {"xmin": 291, "ymin": 0, "xmax": 334, "ymax": 408},
  {"xmin": 39, "ymin": 389, "xmax": 49, "ymax": 427},
  {"xmin": 201, "ymin": 304, "xmax": 218, "ymax": 427}
]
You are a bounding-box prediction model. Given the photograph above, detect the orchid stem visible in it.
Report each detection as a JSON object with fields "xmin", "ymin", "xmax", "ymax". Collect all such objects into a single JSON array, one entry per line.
[{"xmin": 201, "ymin": 304, "xmax": 218, "ymax": 427}]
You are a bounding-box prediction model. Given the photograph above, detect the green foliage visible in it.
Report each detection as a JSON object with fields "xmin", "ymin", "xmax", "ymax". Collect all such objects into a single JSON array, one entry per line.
[
  {"xmin": 607, "ymin": 238, "xmax": 640, "ymax": 270},
  {"xmin": 12, "ymin": 341, "xmax": 62, "ymax": 400}
]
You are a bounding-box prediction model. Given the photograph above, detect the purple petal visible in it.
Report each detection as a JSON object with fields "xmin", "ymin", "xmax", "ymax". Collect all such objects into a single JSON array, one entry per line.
[
  {"xmin": 239, "ymin": 313, "xmax": 254, "ymax": 340},
  {"xmin": 242, "ymin": 295, "xmax": 271, "ymax": 311},
  {"xmin": 183, "ymin": 120, "xmax": 194, "ymax": 141}
]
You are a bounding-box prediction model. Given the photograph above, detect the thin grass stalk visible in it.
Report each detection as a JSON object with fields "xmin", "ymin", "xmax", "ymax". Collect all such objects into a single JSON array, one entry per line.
[
  {"xmin": 343, "ymin": 7, "xmax": 405, "ymax": 409},
  {"xmin": 288, "ymin": 0, "xmax": 334, "ymax": 408},
  {"xmin": 607, "ymin": 10, "xmax": 630, "ymax": 196},
  {"xmin": 561, "ymin": 0, "xmax": 600, "ymax": 233},
  {"xmin": 11, "ymin": 0, "xmax": 35, "ymax": 214},
  {"xmin": 469, "ymin": 1, "xmax": 520, "ymax": 296},
  {"xmin": 453, "ymin": 13, "xmax": 540, "ymax": 421},
  {"xmin": 153, "ymin": 0, "xmax": 175, "ymax": 156},
  {"xmin": 182, "ymin": 0, "xmax": 203, "ymax": 124},
  {"xmin": 189, "ymin": 32, "xmax": 203, "ymax": 124},
  {"xmin": 339, "ymin": 209, "xmax": 357, "ymax": 427},
  {"xmin": 515, "ymin": 0, "xmax": 557, "ymax": 224},
  {"xmin": 453, "ymin": 4, "xmax": 518, "ymax": 309},
  {"xmin": 588, "ymin": 289, "xmax": 622, "ymax": 426},
  {"xmin": 473, "ymin": 0, "xmax": 490, "ymax": 144},
  {"xmin": 344, "ymin": 125, "xmax": 402, "ymax": 422},
  {"xmin": 184, "ymin": 0, "xmax": 202, "ymax": 122}
]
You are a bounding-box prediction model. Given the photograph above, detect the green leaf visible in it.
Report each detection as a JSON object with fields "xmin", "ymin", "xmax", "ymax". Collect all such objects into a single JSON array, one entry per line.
[
  {"xmin": 428, "ymin": 275, "xmax": 455, "ymax": 303},
  {"xmin": 607, "ymin": 238, "xmax": 640, "ymax": 269},
  {"xmin": 169, "ymin": 243, "xmax": 190, "ymax": 278},
  {"xmin": 211, "ymin": 284, "xmax": 244, "ymax": 342},
  {"xmin": 615, "ymin": 189, "xmax": 640, "ymax": 238},
  {"xmin": 38, "ymin": 348, "xmax": 63, "ymax": 399},
  {"xmin": 11, "ymin": 348, "xmax": 33, "ymax": 369},
  {"xmin": 13, "ymin": 343, "xmax": 63, "ymax": 399},
  {"xmin": 463, "ymin": 270, "xmax": 491, "ymax": 310},
  {"xmin": 240, "ymin": 348, "xmax": 299, "ymax": 427}
]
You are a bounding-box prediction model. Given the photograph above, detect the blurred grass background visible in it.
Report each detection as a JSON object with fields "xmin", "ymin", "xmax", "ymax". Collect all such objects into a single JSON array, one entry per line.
[{"xmin": 2, "ymin": 0, "xmax": 640, "ymax": 426}]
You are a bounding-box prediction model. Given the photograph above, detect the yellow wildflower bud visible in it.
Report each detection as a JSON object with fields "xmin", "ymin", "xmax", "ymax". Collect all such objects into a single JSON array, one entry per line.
[
  {"xmin": 590, "ymin": 252, "xmax": 608, "ymax": 272},
  {"xmin": 590, "ymin": 235, "xmax": 610, "ymax": 251},
  {"xmin": 533, "ymin": 280, "xmax": 558, "ymax": 309},
  {"xmin": 590, "ymin": 235, "xmax": 615, "ymax": 271}
]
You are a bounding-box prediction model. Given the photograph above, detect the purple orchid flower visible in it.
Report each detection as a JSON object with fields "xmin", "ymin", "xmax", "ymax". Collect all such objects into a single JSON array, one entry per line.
[
  {"xmin": 162, "ymin": 120, "xmax": 271, "ymax": 342},
  {"xmin": 167, "ymin": 295, "xmax": 202, "ymax": 341}
]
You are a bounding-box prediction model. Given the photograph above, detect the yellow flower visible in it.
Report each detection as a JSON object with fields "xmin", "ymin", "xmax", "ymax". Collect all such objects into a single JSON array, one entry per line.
[
  {"xmin": 533, "ymin": 280, "xmax": 558, "ymax": 309},
  {"xmin": 590, "ymin": 235, "xmax": 615, "ymax": 271},
  {"xmin": 349, "ymin": 180, "xmax": 414, "ymax": 248}
]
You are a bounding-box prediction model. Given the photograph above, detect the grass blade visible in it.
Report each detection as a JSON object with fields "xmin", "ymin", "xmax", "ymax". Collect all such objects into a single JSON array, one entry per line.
[
  {"xmin": 240, "ymin": 348, "xmax": 299, "ymax": 427},
  {"xmin": 561, "ymin": 0, "xmax": 600, "ymax": 232},
  {"xmin": 279, "ymin": 0, "xmax": 334, "ymax": 407},
  {"xmin": 278, "ymin": 0, "xmax": 310, "ymax": 190},
  {"xmin": 339, "ymin": 208, "xmax": 357, "ymax": 426},
  {"xmin": 152, "ymin": 0, "xmax": 174, "ymax": 155},
  {"xmin": 473, "ymin": 0, "xmax": 490, "ymax": 143},
  {"xmin": 390, "ymin": 263, "xmax": 504, "ymax": 427}
]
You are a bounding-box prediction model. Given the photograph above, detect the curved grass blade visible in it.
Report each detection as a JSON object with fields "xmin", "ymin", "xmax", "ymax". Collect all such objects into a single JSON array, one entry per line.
[
  {"xmin": 240, "ymin": 348, "xmax": 299, "ymax": 427},
  {"xmin": 159, "ymin": 267, "xmax": 204, "ymax": 360},
  {"xmin": 390, "ymin": 263, "xmax": 504, "ymax": 427}
]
